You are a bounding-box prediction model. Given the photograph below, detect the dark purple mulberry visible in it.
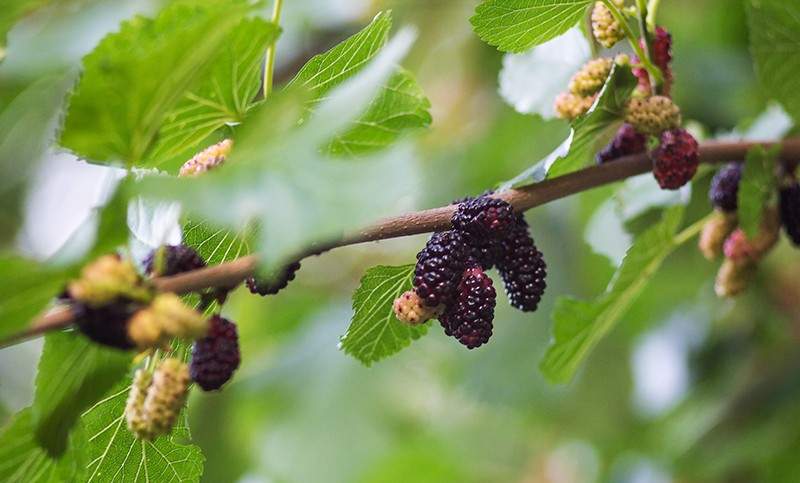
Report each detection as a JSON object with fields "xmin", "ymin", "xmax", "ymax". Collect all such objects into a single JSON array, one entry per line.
[
  {"xmin": 709, "ymin": 163, "xmax": 742, "ymax": 212},
  {"xmin": 497, "ymin": 216, "xmax": 547, "ymax": 312},
  {"xmin": 246, "ymin": 261, "xmax": 302, "ymax": 296},
  {"xmin": 650, "ymin": 128, "xmax": 699, "ymax": 190},
  {"xmin": 439, "ymin": 266, "xmax": 496, "ymax": 349},
  {"xmin": 452, "ymin": 196, "xmax": 515, "ymax": 240},
  {"xmin": 596, "ymin": 123, "xmax": 647, "ymax": 164},
  {"xmin": 413, "ymin": 230, "xmax": 468, "ymax": 308},
  {"xmin": 144, "ymin": 245, "xmax": 206, "ymax": 277},
  {"xmin": 72, "ymin": 298, "xmax": 141, "ymax": 350},
  {"xmin": 780, "ymin": 182, "xmax": 800, "ymax": 246},
  {"xmin": 190, "ymin": 315, "xmax": 241, "ymax": 391}
]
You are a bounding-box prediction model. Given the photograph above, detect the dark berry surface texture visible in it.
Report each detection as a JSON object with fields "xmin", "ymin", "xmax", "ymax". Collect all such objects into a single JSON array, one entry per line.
[
  {"xmin": 413, "ymin": 230, "xmax": 469, "ymax": 308},
  {"xmin": 780, "ymin": 182, "xmax": 800, "ymax": 246},
  {"xmin": 596, "ymin": 123, "xmax": 647, "ymax": 164},
  {"xmin": 709, "ymin": 163, "xmax": 742, "ymax": 212},
  {"xmin": 73, "ymin": 298, "xmax": 141, "ymax": 350},
  {"xmin": 190, "ymin": 315, "xmax": 241, "ymax": 391},
  {"xmin": 246, "ymin": 261, "xmax": 302, "ymax": 296},
  {"xmin": 439, "ymin": 266, "xmax": 497, "ymax": 349},
  {"xmin": 651, "ymin": 128, "xmax": 699, "ymax": 190},
  {"xmin": 498, "ymin": 216, "xmax": 547, "ymax": 312},
  {"xmin": 452, "ymin": 196, "xmax": 515, "ymax": 240},
  {"xmin": 144, "ymin": 244, "xmax": 206, "ymax": 277}
]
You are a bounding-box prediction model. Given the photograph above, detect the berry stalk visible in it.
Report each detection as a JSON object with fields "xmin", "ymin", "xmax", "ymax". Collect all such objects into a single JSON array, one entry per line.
[{"xmin": 601, "ymin": 0, "xmax": 663, "ymax": 85}]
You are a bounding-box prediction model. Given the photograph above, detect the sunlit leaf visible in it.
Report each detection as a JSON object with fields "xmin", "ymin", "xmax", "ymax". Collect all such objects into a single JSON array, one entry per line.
[
  {"xmin": 471, "ymin": 0, "xmax": 593, "ymax": 53},
  {"xmin": 540, "ymin": 205, "xmax": 686, "ymax": 383},
  {"xmin": 340, "ymin": 264, "xmax": 429, "ymax": 365}
]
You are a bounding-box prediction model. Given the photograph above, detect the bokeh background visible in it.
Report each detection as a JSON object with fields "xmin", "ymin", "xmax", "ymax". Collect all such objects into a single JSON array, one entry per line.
[{"xmin": 2, "ymin": 1, "xmax": 798, "ymax": 482}]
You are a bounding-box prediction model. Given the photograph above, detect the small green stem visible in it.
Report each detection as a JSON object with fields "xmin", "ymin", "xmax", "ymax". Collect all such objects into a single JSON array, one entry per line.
[
  {"xmin": 674, "ymin": 214, "xmax": 713, "ymax": 246},
  {"xmin": 601, "ymin": 0, "xmax": 662, "ymax": 84},
  {"xmin": 635, "ymin": 0, "xmax": 661, "ymax": 93},
  {"xmin": 646, "ymin": 0, "xmax": 662, "ymax": 30},
  {"xmin": 262, "ymin": 0, "xmax": 284, "ymax": 99}
]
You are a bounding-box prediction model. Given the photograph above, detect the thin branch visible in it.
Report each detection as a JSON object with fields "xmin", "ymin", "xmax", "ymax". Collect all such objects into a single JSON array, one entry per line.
[{"xmin": 7, "ymin": 138, "xmax": 800, "ymax": 348}]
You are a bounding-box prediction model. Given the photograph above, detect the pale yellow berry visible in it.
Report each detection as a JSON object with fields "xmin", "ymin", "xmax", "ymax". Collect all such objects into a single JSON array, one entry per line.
[
  {"xmin": 715, "ymin": 258, "xmax": 753, "ymax": 298},
  {"xmin": 625, "ymin": 95, "xmax": 681, "ymax": 136},
  {"xmin": 554, "ymin": 92, "xmax": 597, "ymax": 121},
  {"xmin": 150, "ymin": 293, "xmax": 208, "ymax": 340},
  {"xmin": 569, "ymin": 58, "xmax": 613, "ymax": 97},
  {"xmin": 127, "ymin": 309, "xmax": 166, "ymax": 349},
  {"xmin": 179, "ymin": 139, "xmax": 233, "ymax": 177},
  {"xmin": 698, "ymin": 210, "xmax": 737, "ymax": 260},
  {"xmin": 68, "ymin": 255, "xmax": 149, "ymax": 306},
  {"xmin": 142, "ymin": 358, "xmax": 190, "ymax": 439},
  {"xmin": 392, "ymin": 290, "xmax": 442, "ymax": 325},
  {"xmin": 591, "ymin": 2, "xmax": 625, "ymax": 48},
  {"xmin": 125, "ymin": 369, "xmax": 154, "ymax": 440}
]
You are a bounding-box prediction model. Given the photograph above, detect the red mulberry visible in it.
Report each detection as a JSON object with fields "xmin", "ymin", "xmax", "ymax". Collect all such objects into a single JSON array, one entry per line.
[
  {"xmin": 709, "ymin": 163, "xmax": 742, "ymax": 212},
  {"xmin": 633, "ymin": 26, "xmax": 673, "ymax": 95},
  {"xmin": 780, "ymin": 182, "xmax": 800, "ymax": 245},
  {"xmin": 439, "ymin": 266, "xmax": 496, "ymax": 349},
  {"xmin": 650, "ymin": 128, "xmax": 699, "ymax": 190},
  {"xmin": 497, "ymin": 216, "xmax": 547, "ymax": 312},
  {"xmin": 246, "ymin": 261, "xmax": 302, "ymax": 296},
  {"xmin": 144, "ymin": 245, "xmax": 206, "ymax": 277},
  {"xmin": 596, "ymin": 123, "xmax": 647, "ymax": 164},
  {"xmin": 190, "ymin": 316, "xmax": 241, "ymax": 391},
  {"xmin": 413, "ymin": 230, "xmax": 469, "ymax": 308}
]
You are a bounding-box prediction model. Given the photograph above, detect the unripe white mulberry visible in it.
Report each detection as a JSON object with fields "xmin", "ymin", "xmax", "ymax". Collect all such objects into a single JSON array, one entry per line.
[
  {"xmin": 591, "ymin": 2, "xmax": 625, "ymax": 48},
  {"xmin": 625, "ymin": 95, "xmax": 681, "ymax": 136}
]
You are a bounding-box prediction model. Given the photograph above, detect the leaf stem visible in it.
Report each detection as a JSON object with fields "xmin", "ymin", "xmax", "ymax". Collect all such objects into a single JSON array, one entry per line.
[
  {"xmin": 262, "ymin": 0, "xmax": 284, "ymax": 99},
  {"xmin": 601, "ymin": 0, "xmax": 662, "ymax": 84},
  {"xmin": 673, "ymin": 213, "xmax": 713, "ymax": 247},
  {"xmin": 646, "ymin": 0, "xmax": 662, "ymax": 30},
  {"xmin": 635, "ymin": 0, "xmax": 661, "ymax": 93}
]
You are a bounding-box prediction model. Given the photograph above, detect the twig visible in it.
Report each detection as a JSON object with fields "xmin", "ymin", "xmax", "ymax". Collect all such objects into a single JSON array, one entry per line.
[{"xmin": 7, "ymin": 139, "xmax": 800, "ymax": 348}]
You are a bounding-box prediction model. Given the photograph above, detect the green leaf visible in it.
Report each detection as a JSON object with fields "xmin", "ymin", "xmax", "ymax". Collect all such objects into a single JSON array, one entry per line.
[
  {"xmin": 738, "ymin": 144, "xmax": 780, "ymax": 238},
  {"xmin": 80, "ymin": 377, "xmax": 204, "ymax": 482},
  {"xmin": 32, "ymin": 331, "xmax": 132, "ymax": 456},
  {"xmin": 182, "ymin": 219, "xmax": 253, "ymax": 266},
  {"xmin": 0, "ymin": 408, "xmax": 86, "ymax": 482},
  {"xmin": 0, "ymin": 0, "xmax": 48, "ymax": 54},
  {"xmin": 148, "ymin": 18, "xmax": 280, "ymax": 166},
  {"xmin": 340, "ymin": 265, "xmax": 429, "ymax": 365},
  {"xmin": 0, "ymin": 255, "xmax": 71, "ymax": 342},
  {"xmin": 0, "ymin": 72, "xmax": 74, "ymax": 248},
  {"xmin": 289, "ymin": 11, "xmax": 431, "ymax": 155},
  {"xmin": 540, "ymin": 205, "xmax": 686, "ymax": 383},
  {"xmin": 471, "ymin": 0, "xmax": 593, "ymax": 53},
  {"xmin": 503, "ymin": 63, "xmax": 637, "ymax": 187},
  {"xmin": 748, "ymin": 0, "xmax": 800, "ymax": 122},
  {"xmin": 60, "ymin": 1, "xmax": 250, "ymax": 166},
  {"xmin": 327, "ymin": 69, "xmax": 431, "ymax": 156},
  {"xmin": 136, "ymin": 28, "xmax": 421, "ymax": 272}
]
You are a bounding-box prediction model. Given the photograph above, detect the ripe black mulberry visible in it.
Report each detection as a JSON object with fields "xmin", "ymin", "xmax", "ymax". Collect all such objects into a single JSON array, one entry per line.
[
  {"xmin": 439, "ymin": 266, "xmax": 496, "ymax": 349},
  {"xmin": 144, "ymin": 244, "xmax": 206, "ymax": 277},
  {"xmin": 413, "ymin": 230, "xmax": 468, "ymax": 308},
  {"xmin": 497, "ymin": 216, "xmax": 547, "ymax": 312},
  {"xmin": 190, "ymin": 315, "xmax": 241, "ymax": 391},
  {"xmin": 596, "ymin": 123, "xmax": 647, "ymax": 164},
  {"xmin": 246, "ymin": 261, "xmax": 302, "ymax": 296},
  {"xmin": 709, "ymin": 163, "xmax": 742, "ymax": 212},
  {"xmin": 72, "ymin": 297, "xmax": 140, "ymax": 350},
  {"xmin": 780, "ymin": 182, "xmax": 800, "ymax": 245}
]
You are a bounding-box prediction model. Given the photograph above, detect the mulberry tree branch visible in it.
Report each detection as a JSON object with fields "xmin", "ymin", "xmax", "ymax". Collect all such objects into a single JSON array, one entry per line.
[{"xmin": 7, "ymin": 138, "xmax": 800, "ymax": 348}]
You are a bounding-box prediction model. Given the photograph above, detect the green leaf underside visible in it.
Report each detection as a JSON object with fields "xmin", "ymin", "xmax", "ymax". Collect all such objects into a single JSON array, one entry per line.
[
  {"xmin": 0, "ymin": 408, "xmax": 85, "ymax": 482},
  {"xmin": 182, "ymin": 219, "xmax": 253, "ymax": 267},
  {"xmin": 32, "ymin": 331, "xmax": 132, "ymax": 456},
  {"xmin": 748, "ymin": 0, "xmax": 800, "ymax": 122},
  {"xmin": 505, "ymin": 63, "xmax": 637, "ymax": 187},
  {"xmin": 60, "ymin": 1, "xmax": 250, "ymax": 166},
  {"xmin": 540, "ymin": 205, "xmax": 685, "ymax": 383},
  {"xmin": 289, "ymin": 11, "xmax": 431, "ymax": 155},
  {"xmin": 340, "ymin": 265, "xmax": 429, "ymax": 365},
  {"xmin": 738, "ymin": 144, "xmax": 779, "ymax": 238},
  {"xmin": 471, "ymin": 0, "xmax": 593, "ymax": 53},
  {"xmin": 148, "ymin": 18, "xmax": 280, "ymax": 166},
  {"xmin": 80, "ymin": 378, "xmax": 204, "ymax": 483}
]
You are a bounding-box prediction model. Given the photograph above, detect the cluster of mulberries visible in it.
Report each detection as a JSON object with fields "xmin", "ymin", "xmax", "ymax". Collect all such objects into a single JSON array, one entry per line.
[
  {"xmin": 554, "ymin": 58, "xmax": 613, "ymax": 121},
  {"xmin": 245, "ymin": 260, "xmax": 302, "ymax": 296},
  {"xmin": 394, "ymin": 195, "xmax": 547, "ymax": 349},
  {"xmin": 701, "ymin": 163, "xmax": 786, "ymax": 298}
]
